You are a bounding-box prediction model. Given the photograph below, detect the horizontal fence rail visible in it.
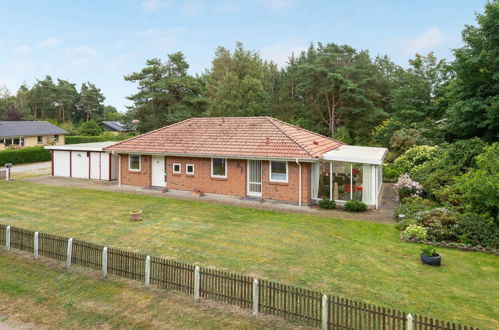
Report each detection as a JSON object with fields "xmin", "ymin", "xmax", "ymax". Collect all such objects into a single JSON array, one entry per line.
[{"xmin": 0, "ymin": 223, "xmax": 480, "ymax": 330}]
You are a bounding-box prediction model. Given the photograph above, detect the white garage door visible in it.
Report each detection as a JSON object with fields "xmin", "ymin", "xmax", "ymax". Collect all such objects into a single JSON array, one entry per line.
[
  {"xmin": 53, "ymin": 151, "xmax": 70, "ymax": 177},
  {"xmin": 71, "ymin": 151, "xmax": 89, "ymax": 179}
]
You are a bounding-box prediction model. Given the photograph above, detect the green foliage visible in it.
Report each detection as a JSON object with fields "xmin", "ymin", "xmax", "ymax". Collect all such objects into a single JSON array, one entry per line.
[
  {"xmin": 393, "ymin": 196, "xmax": 436, "ymax": 220},
  {"xmin": 332, "ymin": 126, "xmax": 353, "ymax": 144},
  {"xmin": 395, "ymin": 218, "xmax": 418, "ymax": 231},
  {"xmin": 454, "ymin": 143, "xmax": 499, "ymax": 218},
  {"xmin": 371, "ymin": 119, "xmax": 402, "ymax": 147},
  {"xmin": 0, "ymin": 146, "xmax": 50, "ymax": 166},
  {"xmin": 344, "ymin": 200, "xmax": 368, "ymax": 212},
  {"xmin": 78, "ymin": 120, "xmax": 103, "ymax": 136},
  {"xmin": 388, "ymin": 128, "xmax": 425, "ymax": 158},
  {"xmin": 382, "ymin": 164, "xmax": 400, "ymax": 182},
  {"xmin": 444, "ymin": 1, "xmax": 499, "ymax": 141},
  {"xmin": 420, "ymin": 245, "xmax": 437, "ymax": 257},
  {"xmin": 416, "ymin": 208, "xmax": 459, "ymax": 241},
  {"xmin": 401, "ymin": 224, "xmax": 428, "ymax": 240},
  {"xmin": 65, "ymin": 134, "xmax": 131, "ymax": 144},
  {"xmin": 125, "ymin": 52, "xmax": 208, "ymax": 132},
  {"xmin": 319, "ymin": 198, "xmax": 336, "ymax": 209},
  {"xmin": 453, "ymin": 213, "xmax": 499, "ymax": 249},
  {"xmin": 393, "ymin": 145, "xmax": 438, "ymax": 174}
]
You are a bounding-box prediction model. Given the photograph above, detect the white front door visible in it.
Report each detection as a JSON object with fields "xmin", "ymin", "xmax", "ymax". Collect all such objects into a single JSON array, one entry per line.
[
  {"xmin": 151, "ymin": 155, "xmax": 166, "ymax": 187},
  {"xmin": 247, "ymin": 160, "xmax": 262, "ymax": 197}
]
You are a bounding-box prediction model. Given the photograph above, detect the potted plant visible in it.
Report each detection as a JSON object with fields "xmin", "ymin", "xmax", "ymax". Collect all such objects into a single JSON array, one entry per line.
[
  {"xmin": 129, "ymin": 210, "xmax": 143, "ymax": 221},
  {"xmin": 420, "ymin": 245, "xmax": 441, "ymax": 266}
]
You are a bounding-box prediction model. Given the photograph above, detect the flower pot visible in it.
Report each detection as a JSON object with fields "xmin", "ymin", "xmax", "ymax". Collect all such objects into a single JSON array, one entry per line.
[
  {"xmin": 130, "ymin": 210, "xmax": 143, "ymax": 221},
  {"xmin": 420, "ymin": 253, "xmax": 441, "ymax": 266}
]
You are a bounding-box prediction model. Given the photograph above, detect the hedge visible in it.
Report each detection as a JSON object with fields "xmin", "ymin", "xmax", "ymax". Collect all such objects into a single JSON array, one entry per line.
[
  {"xmin": 65, "ymin": 135, "xmax": 131, "ymax": 144},
  {"xmin": 0, "ymin": 146, "xmax": 51, "ymax": 166}
]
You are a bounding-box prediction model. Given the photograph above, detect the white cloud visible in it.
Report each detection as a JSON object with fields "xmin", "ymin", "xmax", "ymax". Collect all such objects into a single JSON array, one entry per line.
[
  {"xmin": 12, "ymin": 45, "xmax": 30, "ymax": 56},
  {"xmin": 36, "ymin": 37, "xmax": 61, "ymax": 48},
  {"xmin": 141, "ymin": 0, "xmax": 171, "ymax": 11},
  {"xmin": 137, "ymin": 28, "xmax": 184, "ymax": 51},
  {"xmin": 260, "ymin": 39, "xmax": 307, "ymax": 67},
  {"xmin": 65, "ymin": 46, "xmax": 98, "ymax": 56},
  {"xmin": 259, "ymin": 0, "xmax": 296, "ymax": 10},
  {"xmin": 394, "ymin": 28, "xmax": 458, "ymax": 55}
]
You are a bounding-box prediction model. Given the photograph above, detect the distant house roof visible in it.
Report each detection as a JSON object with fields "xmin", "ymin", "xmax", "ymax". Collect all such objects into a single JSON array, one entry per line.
[
  {"xmin": 105, "ymin": 117, "xmax": 343, "ymax": 160},
  {"xmin": 100, "ymin": 121, "xmax": 132, "ymax": 132},
  {"xmin": 0, "ymin": 121, "xmax": 68, "ymax": 138}
]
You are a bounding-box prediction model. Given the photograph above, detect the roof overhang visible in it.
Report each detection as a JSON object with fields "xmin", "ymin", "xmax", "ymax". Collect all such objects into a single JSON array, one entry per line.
[
  {"xmin": 321, "ymin": 145, "xmax": 388, "ymax": 165},
  {"xmin": 105, "ymin": 150, "xmax": 318, "ymax": 162},
  {"xmin": 45, "ymin": 141, "xmax": 118, "ymax": 152}
]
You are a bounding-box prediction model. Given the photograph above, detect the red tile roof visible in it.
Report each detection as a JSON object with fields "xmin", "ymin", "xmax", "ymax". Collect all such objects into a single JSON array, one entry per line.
[{"xmin": 105, "ymin": 117, "xmax": 343, "ymax": 160}]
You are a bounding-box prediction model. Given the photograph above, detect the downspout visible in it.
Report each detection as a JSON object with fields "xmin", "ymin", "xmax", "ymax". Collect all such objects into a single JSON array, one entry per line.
[
  {"xmin": 295, "ymin": 159, "xmax": 302, "ymax": 206},
  {"xmin": 113, "ymin": 151, "xmax": 121, "ymax": 187}
]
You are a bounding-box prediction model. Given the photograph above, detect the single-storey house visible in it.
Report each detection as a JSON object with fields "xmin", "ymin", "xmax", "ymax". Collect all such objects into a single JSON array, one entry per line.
[
  {"xmin": 0, "ymin": 121, "xmax": 67, "ymax": 150},
  {"xmin": 100, "ymin": 121, "xmax": 134, "ymax": 135},
  {"xmin": 99, "ymin": 117, "xmax": 387, "ymax": 208},
  {"xmin": 45, "ymin": 142, "xmax": 119, "ymax": 180}
]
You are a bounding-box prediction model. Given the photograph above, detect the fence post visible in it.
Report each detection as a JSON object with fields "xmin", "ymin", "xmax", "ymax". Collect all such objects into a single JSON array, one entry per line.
[
  {"xmin": 66, "ymin": 238, "xmax": 73, "ymax": 269},
  {"xmin": 34, "ymin": 232, "xmax": 39, "ymax": 259},
  {"xmin": 407, "ymin": 313, "xmax": 413, "ymax": 330},
  {"xmin": 102, "ymin": 247, "xmax": 108, "ymax": 277},
  {"xmin": 5, "ymin": 226, "xmax": 10, "ymax": 251},
  {"xmin": 322, "ymin": 294, "xmax": 328, "ymax": 330},
  {"xmin": 194, "ymin": 266, "xmax": 200, "ymax": 302},
  {"xmin": 252, "ymin": 279, "xmax": 259, "ymax": 317},
  {"xmin": 145, "ymin": 255, "xmax": 151, "ymax": 288}
]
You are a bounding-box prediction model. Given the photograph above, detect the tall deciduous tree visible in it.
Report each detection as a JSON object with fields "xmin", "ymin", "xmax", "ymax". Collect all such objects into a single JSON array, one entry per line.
[
  {"xmin": 205, "ymin": 42, "xmax": 279, "ymax": 117},
  {"xmin": 125, "ymin": 52, "xmax": 208, "ymax": 132},
  {"xmin": 444, "ymin": 1, "xmax": 499, "ymax": 141}
]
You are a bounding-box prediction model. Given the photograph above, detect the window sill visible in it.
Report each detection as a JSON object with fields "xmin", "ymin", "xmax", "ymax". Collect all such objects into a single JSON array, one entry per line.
[
  {"xmin": 128, "ymin": 169, "xmax": 141, "ymax": 173},
  {"xmin": 211, "ymin": 176, "xmax": 227, "ymax": 181},
  {"xmin": 268, "ymin": 181, "xmax": 288, "ymax": 186},
  {"xmin": 186, "ymin": 174, "xmax": 195, "ymax": 177},
  {"xmin": 172, "ymin": 173, "xmax": 181, "ymax": 176}
]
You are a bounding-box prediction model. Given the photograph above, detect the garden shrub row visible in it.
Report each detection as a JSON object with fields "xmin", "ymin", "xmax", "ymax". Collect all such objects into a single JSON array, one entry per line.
[
  {"xmin": 0, "ymin": 146, "xmax": 51, "ymax": 166},
  {"xmin": 66, "ymin": 134, "xmax": 131, "ymax": 144}
]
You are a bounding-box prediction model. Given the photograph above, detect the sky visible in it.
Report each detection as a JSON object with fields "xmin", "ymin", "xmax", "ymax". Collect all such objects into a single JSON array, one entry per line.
[{"xmin": 0, "ymin": 0, "xmax": 488, "ymax": 112}]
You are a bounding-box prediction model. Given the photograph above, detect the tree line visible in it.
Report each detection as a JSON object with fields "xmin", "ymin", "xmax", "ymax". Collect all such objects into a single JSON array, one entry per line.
[{"xmin": 0, "ymin": 77, "xmax": 121, "ymax": 124}]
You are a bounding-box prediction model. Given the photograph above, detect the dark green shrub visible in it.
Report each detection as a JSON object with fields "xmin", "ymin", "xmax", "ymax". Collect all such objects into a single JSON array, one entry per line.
[
  {"xmin": 319, "ymin": 198, "xmax": 336, "ymax": 209},
  {"xmin": 344, "ymin": 200, "xmax": 368, "ymax": 212},
  {"xmin": 0, "ymin": 146, "xmax": 50, "ymax": 166},
  {"xmin": 393, "ymin": 196, "xmax": 436, "ymax": 220},
  {"xmin": 416, "ymin": 208, "xmax": 458, "ymax": 241},
  {"xmin": 453, "ymin": 213, "xmax": 499, "ymax": 249},
  {"xmin": 79, "ymin": 120, "xmax": 103, "ymax": 136},
  {"xmin": 383, "ymin": 164, "xmax": 400, "ymax": 182},
  {"xmin": 395, "ymin": 218, "xmax": 418, "ymax": 231}
]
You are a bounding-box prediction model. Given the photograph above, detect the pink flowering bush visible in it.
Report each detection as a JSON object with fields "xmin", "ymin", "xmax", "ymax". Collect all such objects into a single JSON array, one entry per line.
[{"xmin": 394, "ymin": 173, "xmax": 423, "ymax": 201}]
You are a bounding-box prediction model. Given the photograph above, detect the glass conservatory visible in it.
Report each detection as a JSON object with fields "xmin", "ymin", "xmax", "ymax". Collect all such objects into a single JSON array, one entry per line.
[{"xmin": 311, "ymin": 145, "xmax": 387, "ymax": 209}]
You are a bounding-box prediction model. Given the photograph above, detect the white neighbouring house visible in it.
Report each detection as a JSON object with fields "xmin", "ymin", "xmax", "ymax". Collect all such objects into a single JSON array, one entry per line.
[{"xmin": 45, "ymin": 142, "xmax": 119, "ymax": 181}]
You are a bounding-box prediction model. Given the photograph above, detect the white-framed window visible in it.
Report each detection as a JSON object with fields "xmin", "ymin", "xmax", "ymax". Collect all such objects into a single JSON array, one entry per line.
[
  {"xmin": 128, "ymin": 155, "xmax": 141, "ymax": 171},
  {"xmin": 269, "ymin": 161, "xmax": 288, "ymax": 183},
  {"xmin": 37, "ymin": 136, "xmax": 43, "ymax": 144},
  {"xmin": 54, "ymin": 135, "xmax": 59, "ymax": 142},
  {"xmin": 186, "ymin": 164, "xmax": 195, "ymax": 175},
  {"xmin": 211, "ymin": 158, "xmax": 227, "ymax": 178},
  {"xmin": 173, "ymin": 163, "xmax": 181, "ymax": 174}
]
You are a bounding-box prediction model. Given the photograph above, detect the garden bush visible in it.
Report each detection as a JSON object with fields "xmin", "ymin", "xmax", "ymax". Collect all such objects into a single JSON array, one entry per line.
[
  {"xmin": 393, "ymin": 196, "xmax": 436, "ymax": 220},
  {"xmin": 393, "ymin": 145, "xmax": 438, "ymax": 174},
  {"xmin": 416, "ymin": 208, "xmax": 458, "ymax": 241},
  {"xmin": 420, "ymin": 244, "xmax": 437, "ymax": 257},
  {"xmin": 394, "ymin": 173, "xmax": 423, "ymax": 201},
  {"xmin": 79, "ymin": 120, "xmax": 103, "ymax": 136},
  {"xmin": 395, "ymin": 218, "xmax": 418, "ymax": 231},
  {"xmin": 319, "ymin": 198, "xmax": 336, "ymax": 209},
  {"xmin": 401, "ymin": 224, "xmax": 427, "ymax": 240},
  {"xmin": 344, "ymin": 200, "xmax": 368, "ymax": 212},
  {"xmin": 453, "ymin": 213, "xmax": 499, "ymax": 249},
  {"xmin": 0, "ymin": 146, "xmax": 50, "ymax": 166}
]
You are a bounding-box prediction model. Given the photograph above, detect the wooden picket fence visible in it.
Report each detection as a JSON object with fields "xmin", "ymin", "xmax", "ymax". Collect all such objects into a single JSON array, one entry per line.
[{"xmin": 0, "ymin": 223, "xmax": 480, "ymax": 330}]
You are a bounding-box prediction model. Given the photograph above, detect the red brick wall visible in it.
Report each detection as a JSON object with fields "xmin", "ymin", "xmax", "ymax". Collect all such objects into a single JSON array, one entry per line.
[
  {"xmin": 119, "ymin": 154, "xmax": 152, "ymax": 187},
  {"xmin": 262, "ymin": 161, "xmax": 311, "ymax": 204},
  {"xmin": 118, "ymin": 154, "xmax": 312, "ymax": 204},
  {"xmin": 166, "ymin": 157, "xmax": 247, "ymax": 197}
]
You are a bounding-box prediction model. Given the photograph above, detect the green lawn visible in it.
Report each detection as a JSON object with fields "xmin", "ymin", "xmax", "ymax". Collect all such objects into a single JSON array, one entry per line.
[
  {"xmin": 0, "ymin": 180, "xmax": 497, "ymax": 329},
  {"xmin": 0, "ymin": 252, "xmax": 292, "ymax": 329}
]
